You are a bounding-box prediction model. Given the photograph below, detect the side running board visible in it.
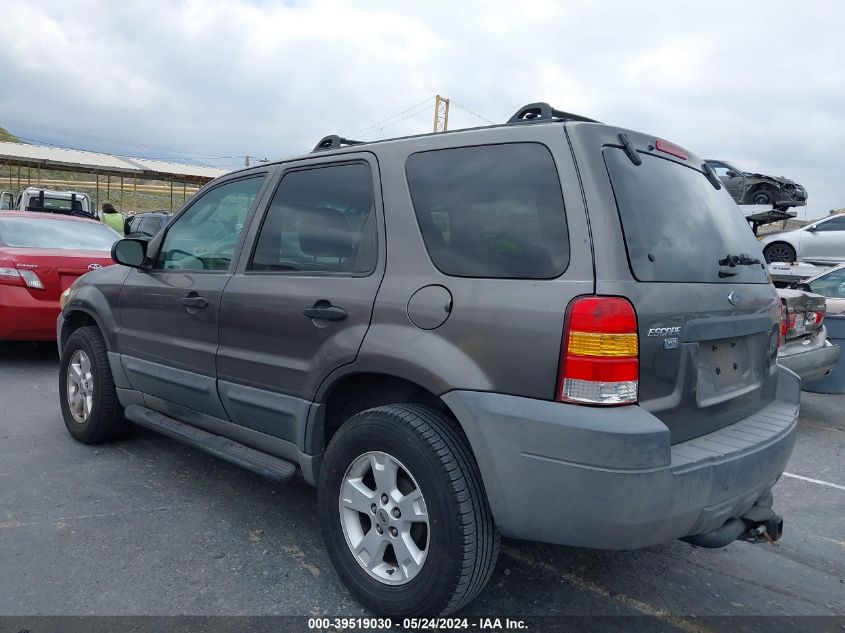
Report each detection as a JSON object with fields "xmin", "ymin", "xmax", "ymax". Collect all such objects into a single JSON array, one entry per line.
[{"xmin": 124, "ymin": 405, "xmax": 297, "ymax": 484}]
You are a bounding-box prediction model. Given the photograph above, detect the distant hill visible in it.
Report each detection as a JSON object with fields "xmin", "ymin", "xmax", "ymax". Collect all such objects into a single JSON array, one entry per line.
[{"xmin": 0, "ymin": 126, "xmax": 21, "ymax": 143}]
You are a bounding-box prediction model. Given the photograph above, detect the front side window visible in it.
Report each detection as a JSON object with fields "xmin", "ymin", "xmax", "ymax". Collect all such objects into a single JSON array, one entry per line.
[
  {"xmin": 708, "ymin": 163, "xmax": 732, "ymax": 178},
  {"xmin": 809, "ymin": 268, "xmax": 845, "ymax": 298},
  {"xmin": 813, "ymin": 216, "xmax": 845, "ymax": 232},
  {"xmin": 406, "ymin": 143, "xmax": 569, "ymax": 279},
  {"xmin": 250, "ymin": 163, "xmax": 376, "ymax": 274},
  {"xmin": 158, "ymin": 175, "xmax": 265, "ymax": 271}
]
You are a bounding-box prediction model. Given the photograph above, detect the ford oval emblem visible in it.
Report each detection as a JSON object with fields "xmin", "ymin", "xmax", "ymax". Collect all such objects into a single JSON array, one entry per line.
[
  {"xmin": 87, "ymin": 263, "xmax": 102, "ymax": 271},
  {"xmin": 728, "ymin": 291, "xmax": 742, "ymax": 306}
]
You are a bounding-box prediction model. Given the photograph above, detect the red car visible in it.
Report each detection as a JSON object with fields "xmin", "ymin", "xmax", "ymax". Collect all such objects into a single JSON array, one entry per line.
[{"xmin": 0, "ymin": 212, "xmax": 118, "ymax": 341}]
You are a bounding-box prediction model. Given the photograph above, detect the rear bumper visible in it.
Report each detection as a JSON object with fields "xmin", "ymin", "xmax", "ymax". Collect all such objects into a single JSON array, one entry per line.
[
  {"xmin": 778, "ymin": 340, "xmax": 839, "ymax": 384},
  {"xmin": 442, "ymin": 367, "xmax": 800, "ymax": 550},
  {"xmin": 0, "ymin": 285, "xmax": 60, "ymax": 341}
]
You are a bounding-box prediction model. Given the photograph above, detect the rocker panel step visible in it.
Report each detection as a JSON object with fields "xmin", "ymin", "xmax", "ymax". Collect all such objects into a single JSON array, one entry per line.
[{"xmin": 124, "ymin": 405, "xmax": 297, "ymax": 483}]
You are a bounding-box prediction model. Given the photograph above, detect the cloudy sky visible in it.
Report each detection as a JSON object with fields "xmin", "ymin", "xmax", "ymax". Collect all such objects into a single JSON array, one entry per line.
[{"xmin": 1, "ymin": 0, "xmax": 842, "ymax": 218}]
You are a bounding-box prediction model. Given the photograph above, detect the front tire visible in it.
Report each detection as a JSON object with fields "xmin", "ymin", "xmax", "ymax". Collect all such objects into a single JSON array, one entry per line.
[
  {"xmin": 59, "ymin": 326, "xmax": 131, "ymax": 444},
  {"xmin": 319, "ymin": 404, "xmax": 499, "ymax": 616}
]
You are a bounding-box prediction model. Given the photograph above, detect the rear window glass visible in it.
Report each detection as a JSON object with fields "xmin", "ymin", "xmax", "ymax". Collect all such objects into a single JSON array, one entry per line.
[
  {"xmin": 27, "ymin": 196, "xmax": 86, "ymax": 212},
  {"xmin": 604, "ymin": 149, "xmax": 768, "ymax": 284},
  {"xmin": 406, "ymin": 143, "xmax": 569, "ymax": 279},
  {"xmin": 0, "ymin": 217, "xmax": 119, "ymax": 250}
]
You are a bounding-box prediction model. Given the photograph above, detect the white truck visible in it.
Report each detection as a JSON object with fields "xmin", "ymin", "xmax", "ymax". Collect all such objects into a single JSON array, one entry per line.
[{"xmin": 0, "ymin": 187, "xmax": 96, "ymax": 220}]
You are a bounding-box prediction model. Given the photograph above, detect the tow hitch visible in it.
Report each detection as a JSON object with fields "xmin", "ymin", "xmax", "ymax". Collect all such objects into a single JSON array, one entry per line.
[
  {"xmin": 739, "ymin": 515, "xmax": 784, "ymax": 545},
  {"xmin": 681, "ymin": 492, "xmax": 783, "ymax": 549}
]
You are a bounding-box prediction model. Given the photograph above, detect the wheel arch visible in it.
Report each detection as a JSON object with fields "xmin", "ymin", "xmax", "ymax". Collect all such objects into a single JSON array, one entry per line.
[
  {"xmin": 59, "ymin": 308, "xmax": 106, "ymax": 351},
  {"xmin": 313, "ymin": 372, "xmax": 462, "ymax": 453},
  {"xmin": 303, "ymin": 370, "xmax": 494, "ymax": 485},
  {"xmin": 744, "ymin": 182, "xmax": 778, "ymax": 203}
]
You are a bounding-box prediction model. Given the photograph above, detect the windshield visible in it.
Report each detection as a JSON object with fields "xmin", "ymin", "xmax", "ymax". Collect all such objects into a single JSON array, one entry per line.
[
  {"xmin": 604, "ymin": 148, "xmax": 768, "ymax": 284},
  {"xmin": 0, "ymin": 217, "xmax": 119, "ymax": 250}
]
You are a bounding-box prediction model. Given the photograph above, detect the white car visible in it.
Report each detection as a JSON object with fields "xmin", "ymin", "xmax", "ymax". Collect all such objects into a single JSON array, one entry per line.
[
  {"xmin": 760, "ymin": 214, "xmax": 845, "ymax": 263},
  {"xmin": 803, "ymin": 263, "xmax": 845, "ymax": 316}
]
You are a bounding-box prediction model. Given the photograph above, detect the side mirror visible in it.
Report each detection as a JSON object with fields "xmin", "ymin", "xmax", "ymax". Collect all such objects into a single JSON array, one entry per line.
[
  {"xmin": 111, "ymin": 238, "xmax": 148, "ymax": 268},
  {"xmin": 726, "ymin": 170, "xmax": 738, "ymax": 178},
  {"xmin": 806, "ymin": 225, "xmax": 819, "ymax": 233}
]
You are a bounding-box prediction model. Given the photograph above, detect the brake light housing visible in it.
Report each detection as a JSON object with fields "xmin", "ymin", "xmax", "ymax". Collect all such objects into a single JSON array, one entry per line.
[
  {"xmin": 779, "ymin": 300, "xmax": 787, "ymax": 348},
  {"xmin": 0, "ymin": 264, "xmax": 44, "ymax": 289},
  {"xmin": 655, "ymin": 139, "xmax": 689, "ymax": 160},
  {"xmin": 557, "ymin": 296, "xmax": 639, "ymax": 405}
]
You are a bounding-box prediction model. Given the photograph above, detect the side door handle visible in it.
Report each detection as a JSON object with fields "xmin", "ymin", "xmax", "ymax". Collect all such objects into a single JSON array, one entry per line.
[
  {"xmin": 303, "ymin": 301, "xmax": 347, "ymax": 321},
  {"xmin": 181, "ymin": 295, "xmax": 209, "ymax": 309}
]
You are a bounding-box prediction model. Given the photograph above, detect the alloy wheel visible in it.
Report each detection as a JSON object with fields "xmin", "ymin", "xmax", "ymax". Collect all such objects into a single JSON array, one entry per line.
[
  {"xmin": 338, "ymin": 451, "xmax": 429, "ymax": 585},
  {"xmin": 66, "ymin": 350, "xmax": 94, "ymax": 424}
]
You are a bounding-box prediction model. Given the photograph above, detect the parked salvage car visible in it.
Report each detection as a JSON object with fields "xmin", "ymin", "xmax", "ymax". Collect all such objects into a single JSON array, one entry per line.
[
  {"xmin": 0, "ymin": 212, "xmax": 117, "ymax": 341},
  {"xmin": 57, "ymin": 102, "xmax": 798, "ymax": 617},
  {"xmin": 777, "ymin": 288, "xmax": 839, "ymax": 382},
  {"xmin": 705, "ymin": 160, "xmax": 807, "ymax": 211},
  {"xmin": 802, "ymin": 263, "xmax": 845, "ymax": 315},
  {"xmin": 759, "ymin": 213, "xmax": 845, "ymax": 263},
  {"xmin": 124, "ymin": 211, "xmax": 170, "ymax": 240}
]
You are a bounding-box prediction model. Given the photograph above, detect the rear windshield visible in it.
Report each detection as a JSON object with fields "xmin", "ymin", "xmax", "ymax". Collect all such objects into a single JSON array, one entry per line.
[
  {"xmin": 27, "ymin": 196, "xmax": 86, "ymax": 212},
  {"xmin": 0, "ymin": 217, "xmax": 119, "ymax": 250},
  {"xmin": 406, "ymin": 143, "xmax": 569, "ymax": 279},
  {"xmin": 604, "ymin": 148, "xmax": 768, "ymax": 284}
]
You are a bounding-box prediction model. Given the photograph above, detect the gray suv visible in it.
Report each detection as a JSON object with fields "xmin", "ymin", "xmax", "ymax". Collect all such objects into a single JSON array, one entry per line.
[{"xmin": 57, "ymin": 103, "xmax": 799, "ymax": 617}]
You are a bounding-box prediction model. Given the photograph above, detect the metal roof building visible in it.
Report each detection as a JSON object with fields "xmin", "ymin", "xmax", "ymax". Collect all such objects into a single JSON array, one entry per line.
[
  {"xmin": 0, "ymin": 141, "xmax": 227, "ymax": 183},
  {"xmin": 0, "ymin": 141, "xmax": 229, "ymax": 212}
]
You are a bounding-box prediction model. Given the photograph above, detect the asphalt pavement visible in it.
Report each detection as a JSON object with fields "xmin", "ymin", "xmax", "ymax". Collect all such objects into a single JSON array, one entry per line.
[{"xmin": 0, "ymin": 341, "xmax": 843, "ymax": 631}]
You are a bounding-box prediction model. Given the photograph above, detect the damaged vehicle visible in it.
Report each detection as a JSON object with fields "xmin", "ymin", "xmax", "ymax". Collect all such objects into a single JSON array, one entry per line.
[
  {"xmin": 760, "ymin": 213, "xmax": 845, "ymax": 264},
  {"xmin": 57, "ymin": 102, "xmax": 799, "ymax": 616},
  {"xmin": 777, "ymin": 288, "xmax": 839, "ymax": 383},
  {"xmin": 705, "ymin": 159, "xmax": 807, "ymax": 211}
]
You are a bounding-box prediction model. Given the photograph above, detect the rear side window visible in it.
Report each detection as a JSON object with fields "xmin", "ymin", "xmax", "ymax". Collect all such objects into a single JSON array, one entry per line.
[
  {"xmin": 406, "ymin": 143, "xmax": 569, "ymax": 279},
  {"xmin": 604, "ymin": 149, "xmax": 768, "ymax": 284},
  {"xmin": 250, "ymin": 163, "xmax": 376, "ymax": 274}
]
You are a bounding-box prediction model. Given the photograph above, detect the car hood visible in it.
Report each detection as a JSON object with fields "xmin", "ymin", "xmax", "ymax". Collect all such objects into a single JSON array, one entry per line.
[
  {"xmin": 743, "ymin": 172, "xmax": 803, "ymax": 187},
  {"xmin": 759, "ymin": 227, "xmax": 802, "ymax": 245}
]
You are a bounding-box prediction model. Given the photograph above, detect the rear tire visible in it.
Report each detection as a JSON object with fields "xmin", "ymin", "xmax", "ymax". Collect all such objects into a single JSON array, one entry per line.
[
  {"xmin": 59, "ymin": 326, "xmax": 131, "ymax": 444},
  {"xmin": 318, "ymin": 403, "xmax": 499, "ymax": 616},
  {"xmin": 764, "ymin": 242, "xmax": 796, "ymax": 264}
]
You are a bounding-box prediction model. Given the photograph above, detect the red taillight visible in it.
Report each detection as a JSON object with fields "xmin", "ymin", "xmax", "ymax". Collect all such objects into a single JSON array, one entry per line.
[
  {"xmin": 0, "ymin": 265, "xmax": 43, "ymax": 289},
  {"xmin": 0, "ymin": 265, "xmax": 24, "ymax": 287},
  {"xmin": 779, "ymin": 299, "xmax": 789, "ymax": 347},
  {"xmin": 557, "ymin": 296, "xmax": 639, "ymax": 405},
  {"xmin": 807, "ymin": 307, "xmax": 825, "ymax": 327},
  {"xmin": 655, "ymin": 139, "xmax": 688, "ymax": 160}
]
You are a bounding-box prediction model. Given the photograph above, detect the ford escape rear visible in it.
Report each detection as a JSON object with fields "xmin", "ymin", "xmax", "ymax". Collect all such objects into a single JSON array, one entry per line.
[{"xmin": 57, "ymin": 102, "xmax": 799, "ymax": 616}]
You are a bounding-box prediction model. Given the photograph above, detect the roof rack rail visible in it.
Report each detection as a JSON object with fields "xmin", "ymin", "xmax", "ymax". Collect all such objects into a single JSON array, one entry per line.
[
  {"xmin": 312, "ymin": 135, "xmax": 365, "ymax": 152},
  {"xmin": 506, "ymin": 102, "xmax": 599, "ymax": 125}
]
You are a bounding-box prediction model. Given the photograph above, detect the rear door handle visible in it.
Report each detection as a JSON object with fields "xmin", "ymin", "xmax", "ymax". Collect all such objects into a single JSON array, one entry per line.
[
  {"xmin": 180, "ymin": 295, "xmax": 209, "ymax": 309},
  {"xmin": 303, "ymin": 302, "xmax": 347, "ymax": 321}
]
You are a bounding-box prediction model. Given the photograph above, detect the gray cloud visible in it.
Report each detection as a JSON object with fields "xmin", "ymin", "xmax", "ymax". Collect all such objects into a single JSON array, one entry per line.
[{"xmin": 1, "ymin": 0, "xmax": 842, "ymax": 217}]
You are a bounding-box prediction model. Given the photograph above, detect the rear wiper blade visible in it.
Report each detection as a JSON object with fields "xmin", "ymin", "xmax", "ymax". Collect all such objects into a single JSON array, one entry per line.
[{"xmin": 719, "ymin": 253, "xmax": 762, "ymax": 267}]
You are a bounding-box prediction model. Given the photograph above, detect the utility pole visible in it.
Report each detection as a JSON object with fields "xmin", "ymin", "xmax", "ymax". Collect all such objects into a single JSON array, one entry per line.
[{"xmin": 433, "ymin": 95, "xmax": 450, "ymax": 133}]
